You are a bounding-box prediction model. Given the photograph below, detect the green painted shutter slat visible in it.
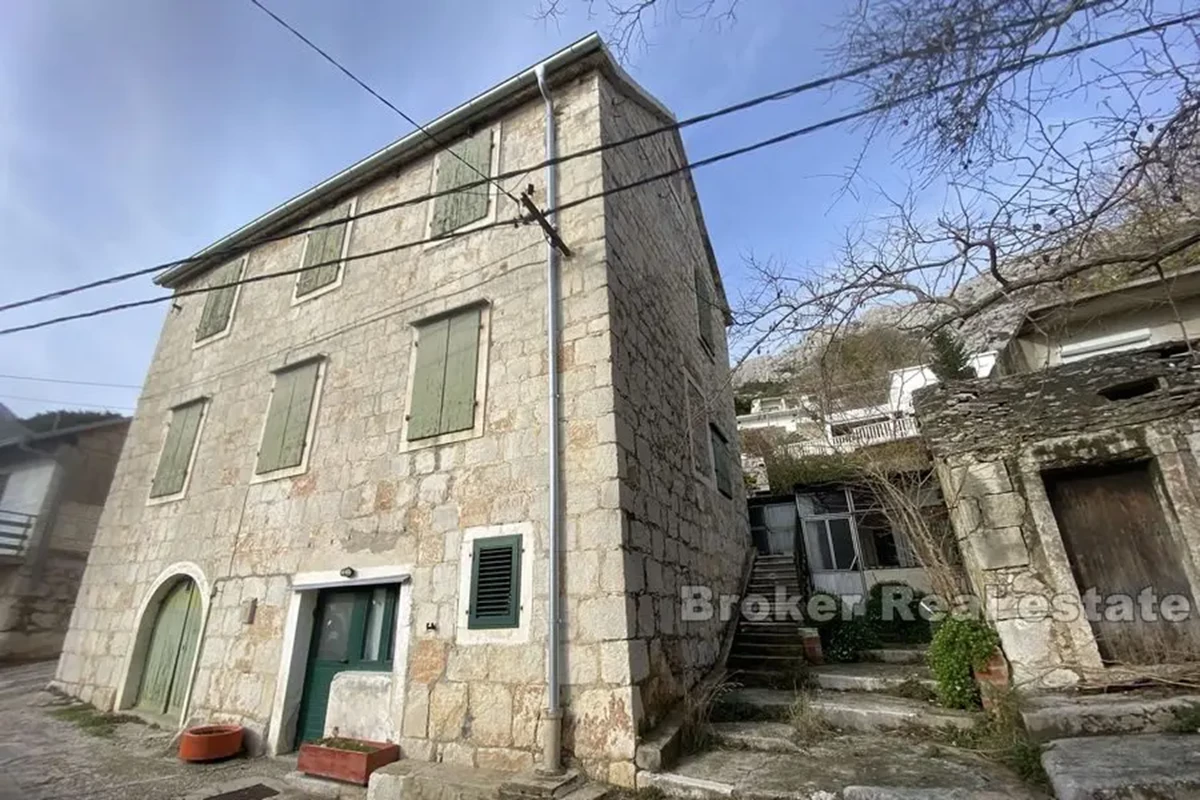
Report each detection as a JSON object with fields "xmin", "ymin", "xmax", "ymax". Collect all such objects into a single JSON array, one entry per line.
[
  {"xmin": 167, "ymin": 583, "xmax": 202, "ymax": 715},
  {"xmin": 257, "ymin": 369, "xmax": 297, "ymax": 474},
  {"xmin": 196, "ymin": 260, "xmax": 241, "ymax": 341},
  {"xmin": 408, "ymin": 317, "xmax": 450, "ymax": 440},
  {"xmin": 297, "ymin": 204, "xmax": 350, "ymax": 297},
  {"xmin": 151, "ymin": 402, "xmax": 202, "ymax": 497},
  {"xmin": 695, "ymin": 267, "xmax": 714, "ymax": 350},
  {"xmin": 468, "ymin": 535, "xmax": 521, "ymax": 629},
  {"xmin": 431, "ymin": 130, "xmax": 492, "ymax": 236},
  {"xmin": 439, "ymin": 307, "xmax": 481, "ymax": 435},
  {"xmin": 279, "ymin": 362, "xmax": 320, "ymax": 469}
]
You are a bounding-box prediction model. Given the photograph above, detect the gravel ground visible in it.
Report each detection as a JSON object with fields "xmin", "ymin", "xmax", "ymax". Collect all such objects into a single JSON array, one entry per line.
[{"xmin": 0, "ymin": 660, "xmax": 305, "ymax": 800}]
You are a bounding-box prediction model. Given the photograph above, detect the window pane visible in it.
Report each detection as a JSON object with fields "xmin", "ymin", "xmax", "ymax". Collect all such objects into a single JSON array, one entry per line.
[
  {"xmin": 362, "ymin": 587, "xmax": 389, "ymax": 662},
  {"xmin": 804, "ymin": 520, "xmax": 832, "ymax": 570},
  {"xmin": 314, "ymin": 592, "xmax": 357, "ymax": 661},
  {"xmin": 828, "ymin": 517, "xmax": 858, "ymax": 570}
]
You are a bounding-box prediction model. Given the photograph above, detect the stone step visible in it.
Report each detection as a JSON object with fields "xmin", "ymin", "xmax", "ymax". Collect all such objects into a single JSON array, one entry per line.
[
  {"xmin": 810, "ymin": 663, "xmax": 935, "ymax": 693},
  {"xmin": 861, "ymin": 646, "xmax": 928, "ymax": 665},
  {"xmin": 715, "ymin": 687, "xmax": 977, "ymax": 732},
  {"xmin": 639, "ymin": 733, "xmax": 1038, "ymax": 798},
  {"xmin": 1042, "ymin": 734, "xmax": 1200, "ymax": 799},
  {"xmin": 728, "ymin": 654, "xmax": 805, "ymax": 670},
  {"xmin": 285, "ymin": 771, "xmax": 367, "ymax": 800},
  {"xmin": 367, "ymin": 760, "xmax": 584, "ymax": 800},
  {"xmin": 728, "ymin": 641, "xmax": 807, "ymax": 657},
  {"xmin": 1020, "ymin": 691, "xmax": 1200, "ymax": 742}
]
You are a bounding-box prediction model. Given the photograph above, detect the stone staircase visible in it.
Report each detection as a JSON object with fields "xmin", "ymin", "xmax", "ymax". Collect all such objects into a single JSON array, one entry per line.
[{"xmin": 724, "ymin": 553, "xmax": 808, "ymax": 686}]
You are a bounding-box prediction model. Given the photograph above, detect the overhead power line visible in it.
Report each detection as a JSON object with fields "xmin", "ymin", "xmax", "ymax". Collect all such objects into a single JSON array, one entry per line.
[
  {"xmin": 1, "ymin": 10, "xmax": 1195, "ymax": 338},
  {"xmin": 0, "ymin": 1, "xmax": 1132, "ymax": 317},
  {"xmin": 0, "ymin": 394, "xmax": 135, "ymax": 412},
  {"xmin": 247, "ymin": 0, "xmax": 520, "ymax": 210},
  {"xmin": 0, "ymin": 373, "xmax": 141, "ymax": 390}
]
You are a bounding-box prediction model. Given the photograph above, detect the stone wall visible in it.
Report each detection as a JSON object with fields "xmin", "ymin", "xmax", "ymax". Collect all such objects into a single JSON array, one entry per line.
[
  {"xmin": 0, "ymin": 421, "xmax": 128, "ymax": 661},
  {"xmin": 914, "ymin": 346, "xmax": 1200, "ymax": 687},
  {"xmin": 53, "ymin": 63, "xmax": 741, "ymax": 785},
  {"xmin": 598, "ymin": 76, "xmax": 750, "ymax": 729}
]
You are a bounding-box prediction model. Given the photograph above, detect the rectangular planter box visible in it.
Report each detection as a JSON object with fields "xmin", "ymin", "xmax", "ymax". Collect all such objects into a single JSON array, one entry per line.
[{"xmin": 297, "ymin": 739, "xmax": 400, "ymax": 785}]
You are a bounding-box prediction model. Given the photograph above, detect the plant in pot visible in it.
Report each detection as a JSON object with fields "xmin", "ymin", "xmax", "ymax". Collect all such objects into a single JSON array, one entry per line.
[{"xmin": 297, "ymin": 735, "xmax": 400, "ymax": 785}]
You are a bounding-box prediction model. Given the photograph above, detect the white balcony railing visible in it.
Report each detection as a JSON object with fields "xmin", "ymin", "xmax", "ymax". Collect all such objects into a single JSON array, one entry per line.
[
  {"xmin": 786, "ymin": 415, "xmax": 920, "ymax": 457},
  {"xmin": 0, "ymin": 510, "xmax": 35, "ymax": 557}
]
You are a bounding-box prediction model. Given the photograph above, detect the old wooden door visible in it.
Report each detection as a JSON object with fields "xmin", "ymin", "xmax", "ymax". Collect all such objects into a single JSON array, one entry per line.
[
  {"xmin": 1045, "ymin": 461, "xmax": 1200, "ymax": 664},
  {"xmin": 135, "ymin": 578, "xmax": 202, "ymax": 717},
  {"xmin": 295, "ymin": 586, "xmax": 398, "ymax": 745}
]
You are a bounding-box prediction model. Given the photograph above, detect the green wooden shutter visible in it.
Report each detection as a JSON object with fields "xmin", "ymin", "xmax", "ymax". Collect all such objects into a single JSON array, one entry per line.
[
  {"xmin": 167, "ymin": 582, "xmax": 202, "ymax": 715},
  {"xmin": 408, "ymin": 316, "xmax": 449, "ymax": 440},
  {"xmin": 688, "ymin": 382, "xmax": 712, "ymax": 478},
  {"xmin": 439, "ymin": 307, "xmax": 481, "ymax": 434},
  {"xmin": 710, "ymin": 425, "xmax": 732, "ymax": 497},
  {"xmin": 257, "ymin": 368, "xmax": 296, "ymax": 474},
  {"xmin": 468, "ymin": 535, "xmax": 521, "ymax": 629},
  {"xmin": 278, "ymin": 361, "xmax": 320, "ymax": 469},
  {"xmin": 196, "ymin": 260, "xmax": 242, "ymax": 341},
  {"xmin": 151, "ymin": 401, "xmax": 203, "ymax": 497},
  {"xmin": 431, "ymin": 130, "xmax": 493, "ymax": 236},
  {"xmin": 694, "ymin": 267, "xmax": 714, "ymax": 351},
  {"xmin": 297, "ymin": 203, "xmax": 351, "ymax": 297}
]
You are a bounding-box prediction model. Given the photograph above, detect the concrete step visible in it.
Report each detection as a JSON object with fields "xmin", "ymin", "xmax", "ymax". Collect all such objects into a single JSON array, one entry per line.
[
  {"xmin": 284, "ymin": 771, "xmax": 367, "ymax": 800},
  {"xmin": 715, "ymin": 687, "xmax": 977, "ymax": 732},
  {"xmin": 1021, "ymin": 691, "xmax": 1200, "ymax": 742},
  {"xmin": 1042, "ymin": 734, "xmax": 1200, "ymax": 799},
  {"xmin": 861, "ymin": 645, "xmax": 928, "ymax": 665},
  {"xmin": 810, "ymin": 663, "xmax": 935, "ymax": 693},
  {"xmin": 367, "ymin": 760, "xmax": 585, "ymax": 800},
  {"xmin": 638, "ymin": 733, "xmax": 1038, "ymax": 798},
  {"xmin": 728, "ymin": 653, "xmax": 806, "ymax": 670},
  {"xmin": 728, "ymin": 641, "xmax": 807, "ymax": 657}
]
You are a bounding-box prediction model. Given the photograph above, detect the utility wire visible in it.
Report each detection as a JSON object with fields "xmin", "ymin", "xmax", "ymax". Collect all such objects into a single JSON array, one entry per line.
[
  {"xmin": 0, "ymin": 1, "xmax": 1133, "ymax": 316},
  {"xmin": 1, "ymin": 10, "xmax": 1195, "ymax": 338},
  {"xmin": 248, "ymin": 0, "xmax": 520, "ymax": 209},
  {"xmin": 0, "ymin": 373, "xmax": 141, "ymax": 390},
  {"xmin": 0, "ymin": 394, "xmax": 135, "ymax": 412}
]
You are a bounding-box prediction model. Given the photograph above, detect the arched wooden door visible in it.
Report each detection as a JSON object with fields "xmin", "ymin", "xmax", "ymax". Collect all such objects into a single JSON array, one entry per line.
[{"xmin": 135, "ymin": 577, "xmax": 202, "ymax": 718}]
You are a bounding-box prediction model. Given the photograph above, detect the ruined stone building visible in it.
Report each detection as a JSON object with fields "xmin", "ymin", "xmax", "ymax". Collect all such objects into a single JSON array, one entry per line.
[
  {"xmin": 51, "ymin": 35, "xmax": 748, "ymax": 784},
  {"xmin": 915, "ymin": 266, "xmax": 1200, "ymax": 688},
  {"xmin": 0, "ymin": 412, "xmax": 129, "ymax": 661}
]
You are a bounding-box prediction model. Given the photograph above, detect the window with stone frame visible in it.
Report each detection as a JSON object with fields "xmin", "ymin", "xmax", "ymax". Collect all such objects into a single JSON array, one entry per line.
[
  {"xmin": 295, "ymin": 201, "xmax": 353, "ymax": 299},
  {"xmin": 407, "ymin": 305, "xmax": 484, "ymax": 441},
  {"xmin": 256, "ymin": 359, "xmax": 322, "ymax": 475},
  {"xmin": 150, "ymin": 399, "xmax": 206, "ymax": 498},
  {"xmin": 195, "ymin": 258, "xmax": 246, "ymax": 342},
  {"xmin": 430, "ymin": 128, "xmax": 496, "ymax": 236}
]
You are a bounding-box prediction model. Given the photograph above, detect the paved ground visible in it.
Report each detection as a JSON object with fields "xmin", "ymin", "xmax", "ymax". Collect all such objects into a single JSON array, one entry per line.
[{"xmin": 0, "ymin": 660, "xmax": 306, "ymax": 800}]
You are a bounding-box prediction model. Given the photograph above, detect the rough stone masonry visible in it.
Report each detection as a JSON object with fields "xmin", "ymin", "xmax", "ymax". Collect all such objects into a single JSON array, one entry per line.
[{"xmin": 52, "ymin": 45, "xmax": 749, "ymax": 786}]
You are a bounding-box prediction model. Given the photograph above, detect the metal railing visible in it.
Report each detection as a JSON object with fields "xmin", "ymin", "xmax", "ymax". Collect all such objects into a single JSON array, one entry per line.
[
  {"xmin": 787, "ymin": 415, "xmax": 920, "ymax": 457},
  {"xmin": 0, "ymin": 510, "xmax": 35, "ymax": 557}
]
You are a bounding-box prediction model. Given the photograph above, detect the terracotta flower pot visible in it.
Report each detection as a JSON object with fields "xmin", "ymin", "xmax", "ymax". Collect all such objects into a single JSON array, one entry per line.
[
  {"xmin": 973, "ymin": 648, "xmax": 1010, "ymax": 711},
  {"xmin": 298, "ymin": 739, "xmax": 400, "ymax": 785},
  {"xmin": 178, "ymin": 724, "xmax": 245, "ymax": 762}
]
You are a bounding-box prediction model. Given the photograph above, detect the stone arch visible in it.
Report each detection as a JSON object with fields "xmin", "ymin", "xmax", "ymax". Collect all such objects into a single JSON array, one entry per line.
[{"xmin": 115, "ymin": 562, "xmax": 211, "ymax": 724}]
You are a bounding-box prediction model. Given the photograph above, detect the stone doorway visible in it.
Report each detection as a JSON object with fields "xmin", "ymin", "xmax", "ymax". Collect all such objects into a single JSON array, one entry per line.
[{"xmin": 1044, "ymin": 460, "xmax": 1200, "ymax": 664}]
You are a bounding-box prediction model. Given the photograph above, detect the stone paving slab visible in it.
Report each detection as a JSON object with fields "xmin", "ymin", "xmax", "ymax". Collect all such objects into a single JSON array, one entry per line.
[
  {"xmin": 1022, "ymin": 690, "xmax": 1200, "ymax": 741},
  {"xmin": 1042, "ymin": 734, "xmax": 1200, "ymax": 800},
  {"xmin": 639, "ymin": 735, "xmax": 1044, "ymax": 799},
  {"xmin": 809, "ymin": 663, "xmax": 934, "ymax": 693},
  {"xmin": 0, "ymin": 660, "xmax": 304, "ymax": 800}
]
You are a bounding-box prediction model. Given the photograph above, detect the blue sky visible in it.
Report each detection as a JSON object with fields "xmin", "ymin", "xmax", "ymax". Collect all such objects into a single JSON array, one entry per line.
[{"xmin": 0, "ymin": 0, "xmax": 941, "ymax": 416}]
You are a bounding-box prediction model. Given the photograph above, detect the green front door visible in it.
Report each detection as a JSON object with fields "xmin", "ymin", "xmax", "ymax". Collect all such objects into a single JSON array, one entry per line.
[
  {"xmin": 296, "ymin": 585, "xmax": 399, "ymax": 745},
  {"xmin": 135, "ymin": 578, "xmax": 202, "ymax": 718}
]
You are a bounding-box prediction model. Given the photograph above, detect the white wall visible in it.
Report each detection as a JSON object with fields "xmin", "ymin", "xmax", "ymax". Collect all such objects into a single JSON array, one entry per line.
[{"xmin": 0, "ymin": 458, "xmax": 58, "ymax": 517}]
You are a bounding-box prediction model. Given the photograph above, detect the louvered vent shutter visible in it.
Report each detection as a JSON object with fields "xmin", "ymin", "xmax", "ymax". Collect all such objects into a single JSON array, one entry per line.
[{"xmin": 468, "ymin": 535, "xmax": 521, "ymax": 629}]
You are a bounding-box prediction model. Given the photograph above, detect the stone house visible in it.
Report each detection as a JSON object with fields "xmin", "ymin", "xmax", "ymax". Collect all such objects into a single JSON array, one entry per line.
[
  {"xmin": 0, "ymin": 412, "xmax": 129, "ymax": 661},
  {"xmin": 915, "ymin": 267, "xmax": 1200, "ymax": 689},
  {"xmin": 52, "ymin": 35, "xmax": 749, "ymax": 784}
]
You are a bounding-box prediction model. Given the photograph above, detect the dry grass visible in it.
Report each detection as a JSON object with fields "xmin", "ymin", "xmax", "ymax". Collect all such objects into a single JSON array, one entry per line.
[{"xmin": 787, "ymin": 690, "xmax": 833, "ymax": 743}]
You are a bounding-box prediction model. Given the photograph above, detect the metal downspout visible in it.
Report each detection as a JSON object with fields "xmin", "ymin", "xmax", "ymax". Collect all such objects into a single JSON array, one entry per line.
[{"xmin": 534, "ymin": 63, "xmax": 564, "ymax": 775}]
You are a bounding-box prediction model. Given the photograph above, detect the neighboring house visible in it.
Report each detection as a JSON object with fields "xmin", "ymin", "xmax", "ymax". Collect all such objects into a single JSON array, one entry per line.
[
  {"xmin": 916, "ymin": 269, "xmax": 1200, "ymax": 687},
  {"xmin": 0, "ymin": 411, "xmax": 129, "ymax": 661},
  {"xmin": 52, "ymin": 35, "xmax": 748, "ymax": 785}
]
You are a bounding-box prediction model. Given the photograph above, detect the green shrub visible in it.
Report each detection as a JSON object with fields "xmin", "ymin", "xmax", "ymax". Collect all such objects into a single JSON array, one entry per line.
[
  {"xmin": 927, "ymin": 615, "xmax": 999, "ymax": 709},
  {"xmin": 864, "ymin": 581, "xmax": 931, "ymax": 644}
]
